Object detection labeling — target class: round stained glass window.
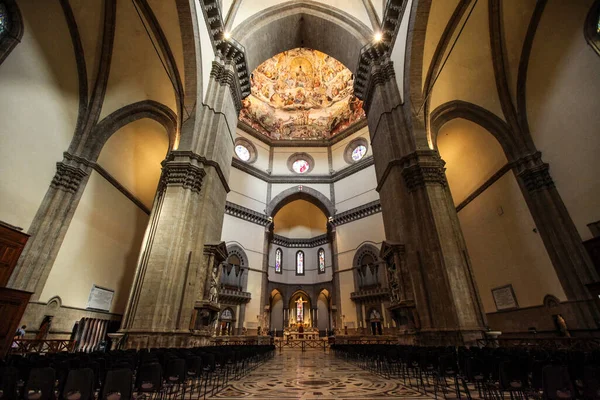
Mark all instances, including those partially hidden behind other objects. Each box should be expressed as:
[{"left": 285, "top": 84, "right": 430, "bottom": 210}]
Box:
[
  {"left": 292, "top": 159, "right": 310, "bottom": 174},
  {"left": 351, "top": 145, "right": 367, "bottom": 161},
  {"left": 235, "top": 144, "right": 250, "bottom": 161},
  {"left": 0, "top": 4, "right": 9, "bottom": 38}
]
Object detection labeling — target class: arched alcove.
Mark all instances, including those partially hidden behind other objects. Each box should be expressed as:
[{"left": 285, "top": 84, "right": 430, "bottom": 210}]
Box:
[{"left": 436, "top": 117, "right": 567, "bottom": 313}]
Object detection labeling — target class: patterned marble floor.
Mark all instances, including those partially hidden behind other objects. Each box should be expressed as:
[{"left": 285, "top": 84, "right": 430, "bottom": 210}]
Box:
[{"left": 209, "top": 350, "right": 431, "bottom": 400}]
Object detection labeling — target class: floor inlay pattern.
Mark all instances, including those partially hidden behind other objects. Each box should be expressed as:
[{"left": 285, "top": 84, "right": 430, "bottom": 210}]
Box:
[{"left": 209, "top": 350, "right": 430, "bottom": 399}]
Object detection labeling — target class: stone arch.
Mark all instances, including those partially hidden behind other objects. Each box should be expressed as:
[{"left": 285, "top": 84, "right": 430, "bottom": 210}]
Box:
[
  {"left": 266, "top": 186, "right": 336, "bottom": 218},
  {"left": 86, "top": 100, "right": 177, "bottom": 161},
  {"left": 430, "top": 100, "right": 519, "bottom": 161},
  {"left": 231, "top": 1, "right": 372, "bottom": 74},
  {"left": 0, "top": 0, "right": 24, "bottom": 65}
]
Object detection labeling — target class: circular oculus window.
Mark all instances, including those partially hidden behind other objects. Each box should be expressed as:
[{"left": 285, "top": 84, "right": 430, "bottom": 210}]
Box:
[
  {"left": 292, "top": 159, "right": 310, "bottom": 174},
  {"left": 235, "top": 144, "right": 251, "bottom": 161},
  {"left": 351, "top": 145, "right": 367, "bottom": 161},
  {"left": 343, "top": 138, "right": 369, "bottom": 164}
]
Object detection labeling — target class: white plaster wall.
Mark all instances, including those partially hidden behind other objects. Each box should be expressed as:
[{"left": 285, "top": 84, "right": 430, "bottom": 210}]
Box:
[
  {"left": 527, "top": 0, "right": 600, "bottom": 241},
  {"left": 458, "top": 173, "right": 566, "bottom": 312},
  {"left": 390, "top": 0, "right": 413, "bottom": 102},
  {"left": 271, "top": 147, "right": 329, "bottom": 175},
  {"left": 438, "top": 119, "right": 507, "bottom": 205},
  {"left": 421, "top": 0, "right": 459, "bottom": 90},
  {"left": 0, "top": 0, "right": 79, "bottom": 231},
  {"left": 221, "top": 215, "right": 266, "bottom": 325},
  {"left": 335, "top": 213, "right": 386, "bottom": 326},
  {"left": 235, "top": 129, "right": 271, "bottom": 172},
  {"left": 194, "top": 0, "right": 217, "bottom": 102},
  {"left": 330, "top": 127, "right": 371, "bottom": 172},
  {"left": 227, "top": 168, "right": 268, "bottom": 213},
  {"left": 39, "top": 171, "right": 149, "bottom": 314},
  {"left": 438, "top": 118, "right": 565, "bottom": 312},
  {"left": 97, "top": 118, "right": 169, "bottom": 209},
  {"left": 429, "top": 0, "right": 504, "bottom": 121},
  {"left": 101, "top": 0, "right": 177, "bottom": 119},
  {"left": 334, "top": 166, "right": 379, "bottom": 212},
  {"left": 273, "top": 200, "right": 327, "bottom": 238},
  {"left": 231, "top": 0, "right": 373, "bottom": 33},
  {"left": 267, "top": 243, "right": 333, "bottom": 285}
]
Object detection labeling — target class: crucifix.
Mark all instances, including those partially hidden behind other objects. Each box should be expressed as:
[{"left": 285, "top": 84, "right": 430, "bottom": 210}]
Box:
[{"left": 296, "top": 296, "right": 308, "bottom": 323}]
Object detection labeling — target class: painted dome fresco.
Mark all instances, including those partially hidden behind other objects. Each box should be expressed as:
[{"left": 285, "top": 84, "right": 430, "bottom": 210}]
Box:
[{"left": 239, "top": 48, "right": 366, "bottom": 140}]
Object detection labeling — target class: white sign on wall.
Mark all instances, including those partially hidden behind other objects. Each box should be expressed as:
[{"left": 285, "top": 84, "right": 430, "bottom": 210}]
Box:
[
  {"left": 87, "top": 285, "right": 114, "bottom": 312},
  {"left": 492, "top": 284, "right": 519, "bottom": 311}
]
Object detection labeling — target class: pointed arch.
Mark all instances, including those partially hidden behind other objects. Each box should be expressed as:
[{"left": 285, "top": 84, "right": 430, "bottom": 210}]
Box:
[{"left": 266, "top": 185, "right": 336, "bottom": 217}]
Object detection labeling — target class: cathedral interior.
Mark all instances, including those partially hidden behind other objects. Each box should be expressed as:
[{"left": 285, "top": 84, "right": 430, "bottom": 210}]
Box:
[{"left": 1, "top": 0, "right": 600, "bottom": 398}]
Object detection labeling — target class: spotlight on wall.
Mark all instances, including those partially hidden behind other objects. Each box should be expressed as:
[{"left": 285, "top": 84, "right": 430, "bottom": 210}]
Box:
[
  {"left": 374, "top": 32, "right": 383, "bottom": 42},
  {"left": 224, "top": 31, "right": 232, "bottom": 40}
]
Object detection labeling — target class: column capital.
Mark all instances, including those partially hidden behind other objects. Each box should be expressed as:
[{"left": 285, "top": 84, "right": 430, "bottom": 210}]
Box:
[
  {"left": 513, "top": 152, "right": 554, "bottom": 192},
  {"left": 161, "top": 160, "right": 206, "bottom": 193},
  {"left": 400, "top": 151, "right": 447, "bottom": 192},
  {"left": 50, "top": 161, "right": 89, "bottom": 193}
]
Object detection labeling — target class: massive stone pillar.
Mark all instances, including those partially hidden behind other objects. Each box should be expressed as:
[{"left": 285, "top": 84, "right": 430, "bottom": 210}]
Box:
[
  {"left": 119, "top": 60, "right": 241, "bottom": 348},
  {"left": 8, "top": 154, "right": 92, "bottom": 300},
  {"left": 359, "top": 58, "right": 486, "bottom": 345},
  {"left": 513, "top": 152, "right": 600, "bottom": 327}
]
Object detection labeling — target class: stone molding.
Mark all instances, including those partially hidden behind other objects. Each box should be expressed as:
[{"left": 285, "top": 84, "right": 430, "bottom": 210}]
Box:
[
  {"left": 354, "top": 0, "right": 408, "bottom": 105},
  {"left": 232, "top": 155, "right": 374, "bottom": 184},
  {"left": 168, "top": 150, "right": 230, "bottom": 192},
  {"left": 514, "top": 153, "right": 554, "bottom": 193},
  {"left": 271, "top": 233, "right": 329, "bottom": 249},
  {"left": 200, "top": 0, "right": 250, "bottom": 102},
  {"left": 350, "top": 287, "right": 390, "bottom": 302},
  {"left": 237, "top": 119, "right": 368, "bottom": 148},
  {"left": 210, "top": 61, "right": 245, "bottom": 113},
  {"left": 50, "top": 162, "right": 89, "bottom": 193},
  {"left": 266, "top": 185, "right": 336, "bottom": 217},
  {"left": 224, "top": 202, "right": 269, "bottom": 226},
  {"left": 162, "top": 161, "right": 206, "bottom": 193},
  {"left": 332, "top": 200, "right": 382, "bottom": 225}
]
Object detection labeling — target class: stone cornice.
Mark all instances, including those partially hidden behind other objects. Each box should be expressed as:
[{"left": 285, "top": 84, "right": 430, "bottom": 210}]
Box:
[
  {"left": 375, "top": 150, "right": 446, "bottom": 192},
  {"left": 237, "top": 119, "right": 368, "bottom": 148},
  {"left": 224, "top": 199, "right": 382, "bottom": 230},
  {"left": 354, "top": 0, "right": 408, "bottom": 105},
  {"left": 332, "top": 200, "right": 382, "bottom": 225},
  {"left": 169, "top": 150, "right": 230, "bottom": 193},
  {"left": 272, "top": 234, "right": 330, "bottom": 248},
  {"left": 200, "top": 0, "right": 250, "bottom": 101},
  {"left": 225, "top": 201, "right": 269, "bottom": 226},
  {"left": 231, "top": 155, "right": 374, "bottom": 184},
  {"left": 350, "top": 287, "right": 390, "bottom": 302},
  {"left": 219, "top": 288, "right": 251, "bottom": 305}
]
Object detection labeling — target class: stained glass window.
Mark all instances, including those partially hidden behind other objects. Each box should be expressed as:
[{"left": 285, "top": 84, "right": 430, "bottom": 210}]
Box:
[
  {"left": 296, "top": 251, "right": 304, "bottom": 275},
  {"left": 275, "top": 248, "right": 282, "bottom": 273},
  {"left": 351, "top": 145, "right": 367, "bottom": 161},
  {"left": 0, "top": 3, "right": 9, "bottom": 38},
  {"left": 318, "top": 249, "right": 325, "bottom": 273},
  {"left": 292, "top": 159, "right": 310, "bottom": 174},
  {"left": 235, "top": 144, "right": 250, "bottom": 161}
]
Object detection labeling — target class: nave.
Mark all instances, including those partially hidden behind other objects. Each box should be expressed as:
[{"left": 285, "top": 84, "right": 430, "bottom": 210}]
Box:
[{"left": 210, "top": 350, "right": 426, "bottom": 400}]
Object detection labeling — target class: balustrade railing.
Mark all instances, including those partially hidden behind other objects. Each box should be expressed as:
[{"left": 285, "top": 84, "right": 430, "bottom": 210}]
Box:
[{"left": 10, "top": 339, "right": 76, "bottom": 354}]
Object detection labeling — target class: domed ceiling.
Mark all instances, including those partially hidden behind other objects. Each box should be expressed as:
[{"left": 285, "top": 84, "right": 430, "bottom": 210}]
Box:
[{"left": 239, "top": 48, "right": 366, "bottom": 141}]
